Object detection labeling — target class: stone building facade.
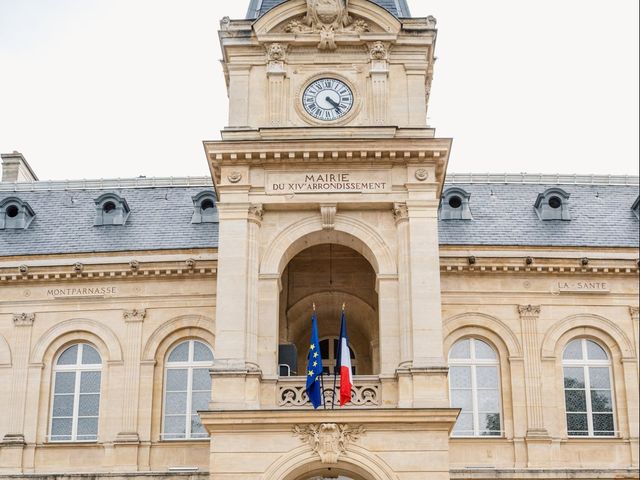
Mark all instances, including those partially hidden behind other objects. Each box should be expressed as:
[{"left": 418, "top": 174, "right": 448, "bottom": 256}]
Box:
[{"left": 0, "top": 1, "right": 638, "bottom": 479}]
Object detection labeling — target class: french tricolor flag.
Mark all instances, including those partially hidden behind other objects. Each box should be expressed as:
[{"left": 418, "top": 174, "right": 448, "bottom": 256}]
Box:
[{"left": 337, "top": 308, "right": 353, "bottom": 406}]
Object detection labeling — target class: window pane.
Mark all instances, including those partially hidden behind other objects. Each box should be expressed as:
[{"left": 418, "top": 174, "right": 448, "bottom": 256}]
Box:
[
  {"left": 451, "top": 389, "right": 473, "bottom": 411},
  {"left": 320, "top": 340, "right": 329, "bottom": 359},
  {"left": 54, "top": 372, "right": 76, "bottom": 394},
  {"left": 77, "top": 417, "right": 98, "bottom": 437},
  {"left": 191, "top": 415, "right": 207, "bottom": 436},
  {"left": 563, "top": 367, "right": 585, "bottom": 388},
  {"left": 81, "top": 345, "right": 101, "bottom": 365},
  {"left": 586, "top": 341, "right": 608, "bottom": 361},
  {"left": 191, "top": 391, "right": 210, "bottom": 412},
  {"left": 165, "top": 392, "right": 187, "bottom": 415},
  {"left": 164, "top": 415, "right": 187, "bottom": 436},
  {"left": 192, "top": 368, "right": 211, "bottom": 391},
  {"left": 57, "top": 345, "right": 79, "bottom": 365},
  {"left": 589, "top": 367, "right": 611, "bottom": 389},
  {"left": 449, "top": 366, "right": 471, "bottom": 388},
  {"left": 452, "top": 412, "right": 473, "bottom": 435},
  {"left": 168, "top": 342, "right": 189, "bottom": 363},
  {"left": 80, "top": 371, "right": 101, "bottom": 393},
  {"left": 591, "top": 390, "right": 613, "bottom": 413},
  {"left": 567, "top": 413, "right": 588, "bottom": 435},
  {"left": 51, "top": 418, "right": 73, "bottom": 437},
  {"left": 193, "top": 341, "right": 213, "bottom": 362},
  {"left": 565, "top": 390, "right": 587, "bottom": 412},
  {"left": 563, "top": 340, "right": 583, "bottom": 360},
  {"left": 449, "top": 339, "right": 471, "bottom": 359},
  {"left": 593, "top": 414, "right": 615, "bottom": 435},
  {"left": 476, "top": 366, "right": 499, "bottom": 388},
  {"left": 478, "top": 390, "right": 500, "bottom": 412},
  {"left": 166, "top": 369, "right": 188, "bottom": 391},
  {"left": 474, "top": 340, "right": 497, "bottom": 360},
  {"left": 479, "top": 413, "right": 501, "bottom": 434},
  {"left": 78, "top": 394, "right": 100, "bottom": 416},
  {"left": 52, "top": 395, "right": 74, "bottom": 417}
]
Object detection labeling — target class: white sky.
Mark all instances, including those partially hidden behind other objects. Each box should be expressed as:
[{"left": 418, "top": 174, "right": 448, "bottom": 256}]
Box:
[{"left": 0, "top": 0, "right": 638, "bottom": 181}]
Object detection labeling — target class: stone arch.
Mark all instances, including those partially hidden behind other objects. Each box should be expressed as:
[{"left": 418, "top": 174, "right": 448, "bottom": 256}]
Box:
[
  {"left": 30, "top": 318, "right": 123, "bottom": 364},
  {"left": 142, "top": 314, "right": 215, "bottom": 362},
  {"left": 443, "top": 312, "right": 523, "bottom": 358},
  {"left": 0, "top": 333, "right": 11, "bottom": 366},
  {"left": 265, "top": 445, "right": 397, "bottom": 480},
  {"left": 260, "top": 215, "right": 396, "bottom": 277},
  {"left": 541, "top": 313, "right": 635, "bottom": 360}
]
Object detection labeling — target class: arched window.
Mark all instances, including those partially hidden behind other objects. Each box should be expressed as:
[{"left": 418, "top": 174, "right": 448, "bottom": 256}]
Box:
[
  {"left": 50, "top": 343, "right": 102, "bottom": 442},
  {"left": 562, "top": 338, "right": 615, "bottom": 437},
  {"left": 162, "top": 340, "right": 214, "bottom": 440},
  {"left": 319, "top": 337, "right": 357, "bottom": 376},
  {"left": 448, "top": 338, "right": 502, "bottom": 437}
]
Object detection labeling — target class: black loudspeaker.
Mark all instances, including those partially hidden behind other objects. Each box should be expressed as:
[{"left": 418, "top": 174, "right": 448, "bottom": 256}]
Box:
[{"left": 278, "top": 344, "right": 298, "bottom": 376}]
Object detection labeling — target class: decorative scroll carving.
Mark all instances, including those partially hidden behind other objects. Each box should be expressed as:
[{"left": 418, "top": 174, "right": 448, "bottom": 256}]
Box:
[
  {"left": 123, "top": 309, "right": 146, "bottom": 323},
  {"left": 518, "top": 305, "right": 541, "bottom": 317},
  {"left": 13, "top": 313, "right": 35, "bottom": 326},
  {"left": 320, "top": 204, "right": 337, "bottom": 230},
  {"left": 426, "top": 15, "right": 438, "bottom": 28},
  {"left": 279, "top": 380, "right": 380, "bottom": 408},
  {"left": 293, "top": 423, "right": 365, "bottom": 464}
]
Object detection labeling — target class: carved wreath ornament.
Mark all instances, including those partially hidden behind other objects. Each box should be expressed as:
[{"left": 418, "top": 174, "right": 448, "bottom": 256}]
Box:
[{"left": 293, "top": 423, "right": 365, "bottom": 464}]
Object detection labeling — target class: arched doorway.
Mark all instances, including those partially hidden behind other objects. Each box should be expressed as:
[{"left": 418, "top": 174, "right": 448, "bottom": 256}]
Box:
[{"left": 279, "top": 244, "right": 379, "bottom": 376}]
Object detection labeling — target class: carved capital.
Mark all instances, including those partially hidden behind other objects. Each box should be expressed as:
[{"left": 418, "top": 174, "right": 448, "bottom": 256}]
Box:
[
  {"left": 123, "top": 309, "right": 146, "bottom": 323},
  {"left": 248, "top": 204, "right": 264, "bottom": 224},
  {"left": 13, "top": 313, "right": 35, "bottom": 327},
  {"left": 518, "top": 305, "right": 541, "bottom": 318},
  {"left": 293, "top": 423, "right": 365, "bottom": 464},
  {"left": 630, "top": 307, "right": 640, "bottom": 320},
  {"left": 320, "top": 204, "right": 337, "bottom": 230},
  {"left": 393, "top": 203, "right": 409, "bottom": 224}
]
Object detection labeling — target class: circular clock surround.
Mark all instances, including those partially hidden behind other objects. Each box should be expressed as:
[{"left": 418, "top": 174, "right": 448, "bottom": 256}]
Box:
[{"left": 300, "top": 76, "right": 357, "bottom": 124}]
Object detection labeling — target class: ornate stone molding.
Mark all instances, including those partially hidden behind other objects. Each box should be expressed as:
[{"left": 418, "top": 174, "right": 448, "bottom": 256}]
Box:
[
  {"left": 123, "top": 309, "right": 146, "bottom": 323},
  {"left": 293, "top": 423, "right": 365, "bottom": 464},
  {"left": 227, "top": 171, "right": 243, "bottom": 184},
  {"left": 73, "top": 262, "right": 84, "bottom": 274},
  {"left": 393, "top": 203, "right": 409, "bottom": 224},
  {"left": 13, "top": 313, "right": 35, "bottom": 327},
  {"left": 320, "top": 204, "right": 337, "bottom": 230},
  {"left": 415, "top": 168, "right": 429, "bottom": 182},
  {"left": 248, "top": 204, "right": 264, "bottom": 224},
  {"left": 518, "top": 305, "right": 541, "bottom": 317},
  {"left": 368, "top": 41, "right": 388, "bottom": 61},
  {"left": 279, "top": 380, "right": 380, "bottom": 408},
  {"left": 630, "top": 307, "right": 639, "bottom": 320},
  {"left": 267, "top": 43, "right": 286, "bottom": 62}
]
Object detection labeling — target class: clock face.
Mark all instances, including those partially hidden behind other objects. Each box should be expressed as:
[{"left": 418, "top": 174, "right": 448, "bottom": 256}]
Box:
[{"left": 302, "top": 78, "right": 354, "bottom": 122}]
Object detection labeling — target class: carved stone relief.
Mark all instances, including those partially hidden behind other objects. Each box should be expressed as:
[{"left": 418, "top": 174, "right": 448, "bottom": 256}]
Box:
[{"left": 293, "top": 423, "right": 365, "bottom": 464}]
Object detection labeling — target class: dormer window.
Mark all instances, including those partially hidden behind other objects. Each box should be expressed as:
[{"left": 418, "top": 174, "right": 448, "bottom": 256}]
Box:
[
  {"left": 192, "top": 191, "right": 218, "bottom": 224},
  {"left": 440, "top": 188, "right": 472, "bottom": 220},
  {"left": 633, "top": 197, "right": 639, "bottom": 219},
  {"left": 0, "top": 197, "right": 36, "bottom": 230},
  {"left": 94, "top": 193, "right": 130, "bottom": 226},
  {"left": 534, "top": 188, "right": 571, "bottom": 221}
]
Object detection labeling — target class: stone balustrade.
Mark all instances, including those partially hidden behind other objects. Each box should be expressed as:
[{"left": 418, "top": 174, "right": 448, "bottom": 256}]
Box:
[{"left": 277, "top": 375, "right": 381, "bottom": 408}]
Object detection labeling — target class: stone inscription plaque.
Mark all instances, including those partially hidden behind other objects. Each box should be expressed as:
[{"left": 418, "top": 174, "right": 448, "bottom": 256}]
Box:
[
  {"left": 557, "top": 281, "right": 610, "bottom": 294},
  {"left": 266, "top": 171, "right": 391, "bottom": 194},
  {"left": 47, "top": 286, "right": 118, "bottom": 298}
]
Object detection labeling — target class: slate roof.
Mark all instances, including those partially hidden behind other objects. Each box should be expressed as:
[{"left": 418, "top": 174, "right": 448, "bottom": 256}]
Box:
[
  {"left": 0, "top": 178, "right": 218, "bottom": 257},
  {"left": 246, "top": 0, "right": 411, "bottom": 19},
  {"left": 439, "top": 177, "right": 640, "bottom": 248},
  {"left": 0, "top": 175, "right": 638, "bottom": 257}
]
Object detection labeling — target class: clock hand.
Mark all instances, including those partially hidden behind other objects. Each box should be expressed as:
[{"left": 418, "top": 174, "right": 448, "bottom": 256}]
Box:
[{"left": 325, "top": 96, "right": 342, "bottom": 113}]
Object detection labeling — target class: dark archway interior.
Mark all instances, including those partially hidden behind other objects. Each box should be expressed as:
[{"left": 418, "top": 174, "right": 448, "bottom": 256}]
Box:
[{"left": 279, "top": 244, "right": 379, "bottom": 376}]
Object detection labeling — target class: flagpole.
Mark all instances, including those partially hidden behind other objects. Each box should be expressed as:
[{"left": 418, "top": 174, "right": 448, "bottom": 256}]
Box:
[{"left": 313, "top": 303, "right": 327, "bottom": 410}]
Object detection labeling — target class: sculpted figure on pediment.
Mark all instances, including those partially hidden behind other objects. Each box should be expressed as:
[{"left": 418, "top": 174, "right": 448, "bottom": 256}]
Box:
[{"left": 305, "top": 0, "right": 351, "bottom": 30}]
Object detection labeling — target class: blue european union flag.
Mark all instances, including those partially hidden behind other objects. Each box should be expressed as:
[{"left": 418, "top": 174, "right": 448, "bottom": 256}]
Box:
[{"left": 305, "top": 311, "right": 324, "bottom": 409}]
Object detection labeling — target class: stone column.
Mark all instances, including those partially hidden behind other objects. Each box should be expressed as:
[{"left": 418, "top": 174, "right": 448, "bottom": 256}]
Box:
[
  {"left": 393, "top": 203, "right": 412, "bottom": 366},
  {"left": 115, "top": 309, "right": 146, "bottom": 443},
  {"left": 266, "top": 44, "right": 287, "bottom": 127},
  {"left": 631, "top": 307, "right": 639, "bottom": 378},
  {"left": 3, "top": 313, "right": 35, "bottom": 445},
  {"left": 245, "top": 205, "right": 263, "bottom": 368},
  {"left": 368, "top": 41, "right": 389, "bottom": 125},
  {"left": 518, "top": 305, "right": 549, "bottom": 437}
]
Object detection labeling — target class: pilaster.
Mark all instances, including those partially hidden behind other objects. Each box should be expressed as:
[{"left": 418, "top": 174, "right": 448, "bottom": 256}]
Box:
[
  {"left": 245, "top": 205, "right": 264, "bottom": 368},
  {"left": 368, "top": 41, "right": 389, "bottom": 125},
  {"left": 631, "top": 306, "right": 639, "bottom": 378},
  {"left": 393, "top": 202, "right": 412, "bottom": 366},
  {"left": 266, "top": 43, "right": 288, "bottom": 127}
]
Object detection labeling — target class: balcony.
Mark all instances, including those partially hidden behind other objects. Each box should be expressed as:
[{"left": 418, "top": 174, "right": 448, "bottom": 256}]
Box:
[{"left": 277, "top": 375, "right": 382, "bottom": 408}]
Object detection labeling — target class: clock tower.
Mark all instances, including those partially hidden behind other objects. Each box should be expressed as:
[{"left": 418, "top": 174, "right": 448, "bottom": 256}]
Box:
[{"left": 201, "top": 0, "right": 456, "bottom": 478}]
